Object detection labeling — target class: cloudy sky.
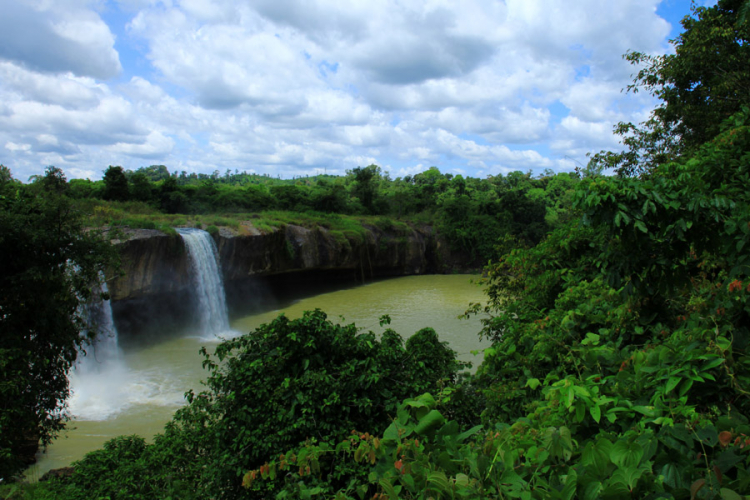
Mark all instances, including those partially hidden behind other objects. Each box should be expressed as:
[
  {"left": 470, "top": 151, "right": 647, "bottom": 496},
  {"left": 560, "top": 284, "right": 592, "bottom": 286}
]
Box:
[{"left": 0, "top": 0, "right": 706, "bottom": 181}]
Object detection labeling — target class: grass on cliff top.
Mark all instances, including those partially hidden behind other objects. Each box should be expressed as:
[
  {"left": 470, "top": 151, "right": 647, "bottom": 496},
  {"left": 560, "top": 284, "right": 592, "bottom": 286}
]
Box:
[
  {"left": 75, "top": 199, "right": 416, "bottom": 238},
  {"left": 251, "top": 211, "right": 412, "bottom": 236}
]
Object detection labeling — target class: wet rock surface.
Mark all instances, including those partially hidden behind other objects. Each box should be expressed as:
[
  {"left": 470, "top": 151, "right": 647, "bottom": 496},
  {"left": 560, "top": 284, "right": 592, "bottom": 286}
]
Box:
[{"left": 107, "top": 223, "right": 468, "bottom": 338}]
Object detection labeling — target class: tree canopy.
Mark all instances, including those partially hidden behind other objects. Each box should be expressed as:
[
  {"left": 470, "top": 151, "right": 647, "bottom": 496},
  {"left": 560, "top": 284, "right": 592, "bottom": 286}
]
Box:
[
  {"left": 0, "top": 167, "right": 117, "bottom": 480},
  {"left": 589, "top": 0, "right": 750, "bottom": 176}
]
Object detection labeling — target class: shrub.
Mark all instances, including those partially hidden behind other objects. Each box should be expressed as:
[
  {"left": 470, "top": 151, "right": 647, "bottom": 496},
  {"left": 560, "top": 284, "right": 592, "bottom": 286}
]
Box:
[
  {"left": 36, "top": 435, "right": 196, "bottom": 500},
  {"left": 41, "top": 311, "right": 465, "bottom": 500},
  {"left": 158, "top": 225, "right": 177, "bottom": 237},
  {"left": 342, "top": 229, "right": 364, "bottom": 246},
  {"left": 173, "top": 310, "right": 464, "bottom": 497},
  {"left": 373, "top": 215, "right": 394, "bottom": 232},
  {"left": 329, "top": 230, "right": 351, "bottom": 251}
]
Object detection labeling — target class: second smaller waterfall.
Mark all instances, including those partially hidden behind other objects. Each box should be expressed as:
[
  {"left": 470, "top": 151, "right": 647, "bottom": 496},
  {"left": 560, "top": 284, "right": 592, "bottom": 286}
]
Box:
[
  {"left": 69, "top": 281, "right": 129, "bottom": 420},
  {"left": 78, "top": 286, "right": 121, "bottom": 372},
  {"left": 177, "top": 228, "right": 230, "bottom": 335}
]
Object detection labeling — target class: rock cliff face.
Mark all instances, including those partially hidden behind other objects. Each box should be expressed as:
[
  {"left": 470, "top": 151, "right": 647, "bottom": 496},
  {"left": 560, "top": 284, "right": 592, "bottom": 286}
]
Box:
[
  {"left": 108, "top": 223, "right": 455, "bottom": 339},
  {"left": 109, "top": 229, "right": 191, "bottom": 302},
  {"left": 216, "top": 224, "right": 432, "bottom": 282}
]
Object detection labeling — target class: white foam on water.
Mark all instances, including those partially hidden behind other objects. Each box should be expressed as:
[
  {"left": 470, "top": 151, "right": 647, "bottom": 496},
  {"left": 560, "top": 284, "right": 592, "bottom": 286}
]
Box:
[
  {"left": 68, "top": 363, "right": 186, "bottom": 421},
  {"left": 69, "top": 283, "right": 127, "bottom": 420},
  {"left": 192, "top": 328, "right": 243, "bottom": 343},
  {"left": 69, "top": 282, "right": 186, "bottom": 421}
]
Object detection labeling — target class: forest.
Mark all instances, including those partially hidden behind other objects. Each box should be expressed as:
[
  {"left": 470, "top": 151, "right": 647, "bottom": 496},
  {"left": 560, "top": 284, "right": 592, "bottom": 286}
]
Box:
[
  {"left": 61, "top": 161, "right": 576, "bottom": 266},
  {"left": 1, "top": 0, "right": 750, "bottom": 498}
]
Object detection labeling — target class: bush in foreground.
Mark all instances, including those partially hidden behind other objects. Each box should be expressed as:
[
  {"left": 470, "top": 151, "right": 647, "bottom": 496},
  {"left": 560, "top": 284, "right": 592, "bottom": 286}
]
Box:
[{"left": 40, "top": 310, "right": 466, "bottom": 499}]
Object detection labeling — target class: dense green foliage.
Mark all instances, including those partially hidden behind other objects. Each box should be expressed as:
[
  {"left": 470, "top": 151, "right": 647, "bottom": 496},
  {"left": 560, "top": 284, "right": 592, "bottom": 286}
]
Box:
[
  {"left": 589, "top": 0, "right": 750, "bottom": 176},
  {"left": 30, "top": 109, "right": 750, "bottom": 497},
  {"left": 7, "top": 2, "right": 750, "bottom": 497},
  {"left": 0, "top": 167, "right": 117, "bottom": 480},
  {"left": 149, "top": 107, "right": 738, "bottom": 500},
  {"left": 36, "top": 311, "right": 465, "bottom": 499},
  {"left": 63, "top": 164, "right": 576, "bottom": 264},
  {"left": 206, "top": 114, "right": 750, "bottom": 500},
  {"left": 213, "top": 3, "right": 750, "bottom": 497}
]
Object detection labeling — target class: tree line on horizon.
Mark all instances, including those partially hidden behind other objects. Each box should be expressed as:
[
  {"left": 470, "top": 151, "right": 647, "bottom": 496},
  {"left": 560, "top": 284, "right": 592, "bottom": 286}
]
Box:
[{"left": 8, "top": 161, "right": 580, "bottom": 265}]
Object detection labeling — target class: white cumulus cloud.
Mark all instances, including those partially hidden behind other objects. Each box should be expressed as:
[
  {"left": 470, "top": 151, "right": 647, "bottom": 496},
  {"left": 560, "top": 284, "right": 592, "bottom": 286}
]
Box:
[{"left": 0, "top": 0, "right": 687, "bottom": 180}]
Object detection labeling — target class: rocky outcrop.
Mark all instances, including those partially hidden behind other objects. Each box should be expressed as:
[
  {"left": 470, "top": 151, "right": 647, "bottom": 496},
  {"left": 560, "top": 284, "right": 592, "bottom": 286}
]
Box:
[
  {"left": 108, "top": 222, "right": 458, "bottom": 339},
  {"left": 40, "top": 466, "right": 75, "bottom": 482},
  {"left": 107, "top": 229, "right": 193, "bottom": 342},
  {"left": 216, "top": 223, "right": 433, "bottom": 282},
  {"left": 108, "top": 229, "right": 190, "bottom": 302}
]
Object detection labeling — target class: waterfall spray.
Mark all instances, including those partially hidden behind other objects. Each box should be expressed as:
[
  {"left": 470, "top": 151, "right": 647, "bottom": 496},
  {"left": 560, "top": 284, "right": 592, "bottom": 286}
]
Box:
[
  {"left": 76, "top": 282, "right": 121, "bottom": 373},
  {"left": 177, "top": 228, "right": 230, "bottom": 336},
  {"left": 69, "top": 280, "right": 185, "bottom": 421},
  {"left": 68, "top": 281, "right": 130, "bottom": 420}
]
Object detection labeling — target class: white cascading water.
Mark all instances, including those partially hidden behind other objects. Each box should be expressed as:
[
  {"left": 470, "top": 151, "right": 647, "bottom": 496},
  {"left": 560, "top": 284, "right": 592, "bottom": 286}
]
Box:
[
  {"left": 177, "top": 228, "right": 231, "bottom": 336},
  {"left": 67, "top": 229, "right": 231, "bottom": 422},
  {"left": 68, "top": 281, "right": 183, "bottom": 421},
  {"left": 68, "top": 282, "right": 130, "bottom": 420},
  {"left": 77, "top": 282, "right": 121, "bottom": 370}
]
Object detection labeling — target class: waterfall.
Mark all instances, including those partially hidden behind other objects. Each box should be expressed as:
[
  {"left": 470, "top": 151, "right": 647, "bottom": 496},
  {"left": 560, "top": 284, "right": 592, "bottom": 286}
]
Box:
[
  {"left": 68, "top": 282, "right": 129, "bottom": 420},
  {"left": 69, "top": 280, "right": 185, "bottom": 420},
  {"left": 177, "top": 228, "right": 230, "bottom": 335},
  {"left": 77, "top": 282, "right": 121, "bottom": 372},
  {"left": 68, "top": 227, "right": 232, "bottom": 421}
]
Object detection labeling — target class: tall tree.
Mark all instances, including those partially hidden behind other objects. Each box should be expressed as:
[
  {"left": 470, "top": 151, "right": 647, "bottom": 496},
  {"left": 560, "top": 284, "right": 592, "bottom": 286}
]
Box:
[
  {"left": 102, "top": 165, "right": 129, "bottom": 201},
  {"left": 589, "top": 0, "right": 750, "bottom": 176},
  {"left": 39, "top": 166, "right": 69, "bottom": 195},
  {"left": 129, "top": 172, "right": 154, "bottom": 203},
  {"left": 0, "top": 169, "right": 117, "bottom": 479},
  {"left": 348, "top": 164, "right": 381, "bottom": 213},
  {"left": 136, "top": 165, "right": 171, "bottom": 182}
]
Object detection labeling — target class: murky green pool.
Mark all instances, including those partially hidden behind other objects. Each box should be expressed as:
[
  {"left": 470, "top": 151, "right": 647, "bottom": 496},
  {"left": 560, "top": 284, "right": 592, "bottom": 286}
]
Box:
[{"left": 28, "top": 274, "right": 487, "bottom": 478}]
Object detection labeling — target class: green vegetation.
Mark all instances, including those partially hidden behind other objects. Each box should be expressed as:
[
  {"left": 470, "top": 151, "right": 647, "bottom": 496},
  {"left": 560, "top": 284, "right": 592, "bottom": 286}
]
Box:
[
  {"left": 63, "top": 162, "right": 576, "bottom": 265},
  {"left": 588, "top": 0, "right": 750, "bottom": 176},
  {"left": 33, "top": 311, "right": 464, "bottom": 499},
  {"left": 3, "top": 1, "right": 750, "bottom": 498},
  {"left": 0, "top": 166, "right": 118, "bottom": 480}
]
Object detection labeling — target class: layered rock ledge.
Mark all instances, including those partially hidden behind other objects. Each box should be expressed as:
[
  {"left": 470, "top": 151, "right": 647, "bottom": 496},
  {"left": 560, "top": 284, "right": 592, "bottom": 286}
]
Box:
[{"left": 107, "top": 222, "right": 463, "bottom": 340}]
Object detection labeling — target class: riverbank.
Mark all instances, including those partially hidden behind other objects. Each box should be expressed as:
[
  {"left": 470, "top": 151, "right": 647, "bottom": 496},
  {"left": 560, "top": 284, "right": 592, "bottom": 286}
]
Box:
[{"left": 28, "top": 274, "right": 486, "bottom": 478}]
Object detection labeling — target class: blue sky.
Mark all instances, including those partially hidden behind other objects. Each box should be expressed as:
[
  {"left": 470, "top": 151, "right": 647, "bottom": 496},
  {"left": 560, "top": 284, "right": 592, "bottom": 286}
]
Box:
[{"left": 0, "top": 0, "right": 703, "bottom": 181}]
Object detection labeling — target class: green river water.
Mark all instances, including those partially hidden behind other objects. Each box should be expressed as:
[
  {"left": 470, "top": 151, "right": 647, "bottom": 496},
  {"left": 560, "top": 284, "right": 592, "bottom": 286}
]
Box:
[{"left": 28, "top": 274, "right": 487, "bottom": 478}]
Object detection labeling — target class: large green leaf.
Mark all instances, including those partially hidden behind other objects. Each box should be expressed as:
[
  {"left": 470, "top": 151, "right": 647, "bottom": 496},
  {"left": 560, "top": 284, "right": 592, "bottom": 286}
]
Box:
[
  {"left": 582, "top": 438, "right": 613, "bottom": 478},
  {"left": 659, "top": 462, "right": 687, "bottom": 490},
  {"left": 582, "top": 481, "right": 603, "bottom": 500},
  {"left": 457, "top": 425, "right": 483, "bottom": 443},
  {"left": 665, "top": 376, "right": 681, "bottom": 393},
  {"left": 611, "top": 463, "right": 650, "bottom": 491},
  {"left": 590, "top": 404, "right": 601, "bottom": 423},
  {"left": 720, "top": 488, "right": 743, "bottom": 500},
  {"left": 696, "top": 425, "right": 718, "bottom": 447},
  {"left": 715, "top": 449, "right": 745, "bottom": 473},
  {"left": 561, "top": 468, "right": 578, "bottom": 500},
  {"left": 610, "top": 441, "right": 643, "bottom": 469},
  {"left": 413, "top": 409, "right": 446, "bottom": 437}
]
